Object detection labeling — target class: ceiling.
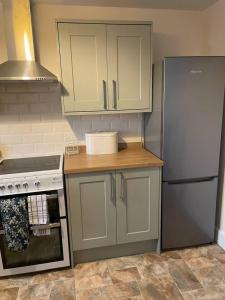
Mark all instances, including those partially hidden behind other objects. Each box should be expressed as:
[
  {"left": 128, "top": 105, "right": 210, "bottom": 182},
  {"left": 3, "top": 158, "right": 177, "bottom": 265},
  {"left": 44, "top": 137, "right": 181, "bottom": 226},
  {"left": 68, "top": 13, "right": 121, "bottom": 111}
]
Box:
[{"left": 31, "top": 0, "right": 219, "bottom": 11}]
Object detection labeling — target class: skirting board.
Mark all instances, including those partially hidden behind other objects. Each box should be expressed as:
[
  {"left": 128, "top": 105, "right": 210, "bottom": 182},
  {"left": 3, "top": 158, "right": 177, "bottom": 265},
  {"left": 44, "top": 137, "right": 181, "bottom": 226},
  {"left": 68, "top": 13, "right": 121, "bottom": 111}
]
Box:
[
  {"left": 217, "top": 229, "right": 225, "bottom": 250},
  {"left": 73, "top": 239, "right": 159, "bottom": 265}
]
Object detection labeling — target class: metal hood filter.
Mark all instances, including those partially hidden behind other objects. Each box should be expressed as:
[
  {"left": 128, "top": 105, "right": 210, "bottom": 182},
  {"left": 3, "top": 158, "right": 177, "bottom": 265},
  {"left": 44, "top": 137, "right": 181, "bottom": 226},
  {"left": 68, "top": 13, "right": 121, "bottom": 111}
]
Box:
[{"left": 0, "top": 60, "right": 58, "bottom": 82}]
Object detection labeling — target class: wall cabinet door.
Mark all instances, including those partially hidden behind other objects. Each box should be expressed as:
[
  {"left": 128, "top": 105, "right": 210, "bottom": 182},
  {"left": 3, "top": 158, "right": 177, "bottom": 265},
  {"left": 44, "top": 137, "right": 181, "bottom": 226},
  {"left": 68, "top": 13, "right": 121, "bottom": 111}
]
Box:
[
  {"left": 107, "top": 25, "right": 151, "bottom": 111},
  {"left": 57, "top": 23, "right": 108, "bottom": 113},
  {"left": 67, "top": 172, "right": 116, "bottom": 250},
  {"left": 116, "top": 168, "right": 160, "bottom": 244}
]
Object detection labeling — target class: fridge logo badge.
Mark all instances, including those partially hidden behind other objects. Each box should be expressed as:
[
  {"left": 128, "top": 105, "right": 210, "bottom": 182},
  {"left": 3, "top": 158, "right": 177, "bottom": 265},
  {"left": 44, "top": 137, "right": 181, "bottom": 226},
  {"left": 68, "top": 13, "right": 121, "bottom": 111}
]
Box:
[{"left": 190, "top": 70, "right": 203, "bottom": 74}]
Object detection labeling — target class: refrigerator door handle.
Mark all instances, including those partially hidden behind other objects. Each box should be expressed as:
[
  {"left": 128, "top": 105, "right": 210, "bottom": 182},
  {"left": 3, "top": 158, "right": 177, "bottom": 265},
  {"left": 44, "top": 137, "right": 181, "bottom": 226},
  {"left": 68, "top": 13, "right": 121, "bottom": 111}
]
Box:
[{"left": 165, "top": 176, "right": 217, "bottom": 185}]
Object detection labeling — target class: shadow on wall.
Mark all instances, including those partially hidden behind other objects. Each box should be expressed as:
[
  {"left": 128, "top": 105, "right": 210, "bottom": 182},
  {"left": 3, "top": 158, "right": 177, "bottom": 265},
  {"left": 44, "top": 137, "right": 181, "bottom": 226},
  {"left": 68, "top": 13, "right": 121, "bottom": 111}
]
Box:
[{"left": 153, "top": 32, "right": 183, "bottom": 62}]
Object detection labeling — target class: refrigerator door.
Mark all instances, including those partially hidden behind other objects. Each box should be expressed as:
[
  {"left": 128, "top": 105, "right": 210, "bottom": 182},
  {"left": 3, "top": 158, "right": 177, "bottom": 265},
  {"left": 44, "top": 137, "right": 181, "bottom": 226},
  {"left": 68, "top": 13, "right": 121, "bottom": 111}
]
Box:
[
  {"left": 162, "top": 178, "right": 218, "bottom": 250},
  {"left": 163, "top": 57, "right": 225, "bottom": 181}
]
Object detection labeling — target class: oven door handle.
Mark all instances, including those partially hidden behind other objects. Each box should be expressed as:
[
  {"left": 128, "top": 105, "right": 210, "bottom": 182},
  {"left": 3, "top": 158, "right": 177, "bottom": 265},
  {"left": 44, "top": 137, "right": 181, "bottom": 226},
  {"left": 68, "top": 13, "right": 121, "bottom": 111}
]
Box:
[{"left": 30, "top": 222, "right": 61, "bottom": 230}]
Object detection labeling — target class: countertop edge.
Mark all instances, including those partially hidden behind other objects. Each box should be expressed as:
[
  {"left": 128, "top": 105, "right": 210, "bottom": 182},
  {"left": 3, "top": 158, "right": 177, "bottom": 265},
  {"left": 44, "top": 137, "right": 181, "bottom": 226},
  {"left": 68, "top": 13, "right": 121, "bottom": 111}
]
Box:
[{"left": 64, "top": 161, "right": 163, "bottom": 174}]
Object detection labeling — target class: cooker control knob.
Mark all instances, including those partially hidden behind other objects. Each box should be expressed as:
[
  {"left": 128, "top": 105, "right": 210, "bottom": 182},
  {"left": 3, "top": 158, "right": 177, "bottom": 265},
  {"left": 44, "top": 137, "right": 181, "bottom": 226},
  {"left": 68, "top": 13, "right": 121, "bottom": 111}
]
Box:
[
  {"left": 23, "top": 182, "right": 28, "bottom": 188},
  {"left": 7, "top": 184, "right": 13, "bottom": 190},
  {"left": 0, "top": 185, "right": 5, "bottom": 191},
  {"left": 15, "top": 183, "right": 21, "bottom": 189},
  {"left": 34, "top": 181, "right": 40, "bottom": 187}
]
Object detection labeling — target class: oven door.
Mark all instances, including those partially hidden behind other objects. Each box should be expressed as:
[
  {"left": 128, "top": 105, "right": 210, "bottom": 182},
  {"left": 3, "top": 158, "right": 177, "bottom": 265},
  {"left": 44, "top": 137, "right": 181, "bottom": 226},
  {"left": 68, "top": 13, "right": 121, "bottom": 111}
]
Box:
[{"left": 0, "top": 190, "right": 70, "bottom": 276}]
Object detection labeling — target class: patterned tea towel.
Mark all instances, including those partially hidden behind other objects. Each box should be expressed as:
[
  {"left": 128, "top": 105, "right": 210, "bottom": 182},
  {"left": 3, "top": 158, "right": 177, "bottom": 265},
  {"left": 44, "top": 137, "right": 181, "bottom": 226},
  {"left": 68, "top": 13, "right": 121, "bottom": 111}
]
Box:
[{"left": 0, "top": 197, "right": 29, "bottom": 251}]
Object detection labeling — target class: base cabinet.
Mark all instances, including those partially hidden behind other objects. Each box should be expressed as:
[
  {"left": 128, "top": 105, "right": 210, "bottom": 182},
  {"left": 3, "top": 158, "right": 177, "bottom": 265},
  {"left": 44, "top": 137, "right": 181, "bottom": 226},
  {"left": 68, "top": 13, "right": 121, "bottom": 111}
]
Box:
[{"left": 66, "top": 168, "right": 161, "bottom": 251}]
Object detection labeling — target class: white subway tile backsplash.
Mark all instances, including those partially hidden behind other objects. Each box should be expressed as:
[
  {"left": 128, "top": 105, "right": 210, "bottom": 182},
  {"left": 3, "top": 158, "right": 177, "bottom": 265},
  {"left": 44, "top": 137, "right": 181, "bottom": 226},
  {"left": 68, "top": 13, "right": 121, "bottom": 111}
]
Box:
[
  {"left": 0, "top": 114, "right": 20, "bottom": 122},
  {"left": 0, "top": 83, "right": 142, "bottom": 158},
  {"left": 0, "top": 93, "right": 17, "bottom": 103},
  {"left": 43, "top": 133, "right": 64, "bottom": 143},
  {"left": 39, "top": 93, "right": 60, "bottom": 102},
  {"left": 17, "top": 93, "right": 39, "bottom": 103},
  {"left": 8, "top": 104, "right": 29, "bottom": 114},
  {"left": 0, "top": 125, "right": 9, "bottom": 134},
  {"left": 34, "top": 143, "right": 55, "bottom": 154},
  {"left": 19, "top": 113, "right": 41, "bottom": 122},
  {"left": 32, "top": 123, "right": 53, "bottom": 134},
  {"left": 11, "top": 144, "right": 34, "bottom": 156},
  {"left": 0, "top": 135, "right": 22, "bottom": 144},
  {"left": 41, "top": 113, "right": 63, "bottom": 121},
  {"left": 8, "top": 124, "right": 32, "bottom": 134},
  {"left": 30, "top": 103, "right": 52, "bottom": 113},
  {"left": 22, "top": 134, "right": 43, "bottom": 144},
  {"left": 0, "top": 104, "right": 8, "bottom": 113},
  {"left": 27, "top": 83, "right": 49, "bottom": 93},
  {"left": 5, "top": 83, "right": 30, "bottom": 93},
  {"left": 0, "top": 85, "right": 5, "bottom": 92}
]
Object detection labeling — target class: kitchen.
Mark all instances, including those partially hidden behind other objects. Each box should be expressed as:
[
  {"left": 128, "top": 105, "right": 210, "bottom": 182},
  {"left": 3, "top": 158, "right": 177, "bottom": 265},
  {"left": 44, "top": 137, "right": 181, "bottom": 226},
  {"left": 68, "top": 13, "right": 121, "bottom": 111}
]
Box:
[{"left": 0, "top": 0, "right": 225, "bottom": 299}]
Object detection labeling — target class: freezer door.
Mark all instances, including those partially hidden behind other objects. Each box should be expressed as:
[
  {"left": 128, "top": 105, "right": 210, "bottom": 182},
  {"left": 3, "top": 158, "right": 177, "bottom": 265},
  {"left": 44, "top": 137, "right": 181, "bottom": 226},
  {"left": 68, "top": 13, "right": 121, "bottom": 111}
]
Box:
[
  {"left": 162, "top": 178, "right": 218, "bottom": 250},
  {"left": 163, "top": 57, "right": 225, "bottom": 181}
]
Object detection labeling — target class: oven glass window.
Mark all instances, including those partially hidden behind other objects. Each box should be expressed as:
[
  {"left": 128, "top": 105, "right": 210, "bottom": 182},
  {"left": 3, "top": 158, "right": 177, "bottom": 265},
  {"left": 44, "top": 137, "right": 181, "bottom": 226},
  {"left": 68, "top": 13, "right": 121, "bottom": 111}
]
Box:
[{"left": 0, "top": 226, "right": 63, "bottom": 269}]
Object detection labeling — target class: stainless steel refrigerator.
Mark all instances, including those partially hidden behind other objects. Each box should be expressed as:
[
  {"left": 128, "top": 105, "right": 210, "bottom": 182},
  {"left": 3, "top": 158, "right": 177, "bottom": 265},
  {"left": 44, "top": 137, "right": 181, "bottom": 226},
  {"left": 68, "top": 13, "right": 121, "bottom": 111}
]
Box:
[{"left": 144, "top": 57, "right": 225, "bottom": 250}]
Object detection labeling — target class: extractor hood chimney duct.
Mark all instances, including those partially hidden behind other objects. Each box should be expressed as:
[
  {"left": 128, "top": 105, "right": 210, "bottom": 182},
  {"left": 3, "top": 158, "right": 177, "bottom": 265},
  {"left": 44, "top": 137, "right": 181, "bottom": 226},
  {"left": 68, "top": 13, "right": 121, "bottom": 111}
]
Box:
[{"left": 0, "top": 0, "right": 58, "bottom": 82}]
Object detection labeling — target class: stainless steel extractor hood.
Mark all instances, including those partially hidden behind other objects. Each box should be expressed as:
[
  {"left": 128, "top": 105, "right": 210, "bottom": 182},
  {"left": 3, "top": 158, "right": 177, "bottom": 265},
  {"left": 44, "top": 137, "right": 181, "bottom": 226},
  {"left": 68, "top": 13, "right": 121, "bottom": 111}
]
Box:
[
  {"left": 0, "top": 61, "right": 58, "bottom": 82},
  {"left": 0, "top": 0, "right": 58, "bottom": 83}
]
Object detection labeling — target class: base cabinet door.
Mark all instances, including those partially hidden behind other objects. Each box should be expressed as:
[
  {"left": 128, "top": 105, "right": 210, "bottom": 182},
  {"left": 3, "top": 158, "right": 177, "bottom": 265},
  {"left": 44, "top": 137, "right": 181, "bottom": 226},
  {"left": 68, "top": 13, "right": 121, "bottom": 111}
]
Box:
[
  {"left": 67, "top": 173, "right": 116, "bottom": 250},
  {"left": 116, "top": 168, "right": 160, "bottom": 244}
]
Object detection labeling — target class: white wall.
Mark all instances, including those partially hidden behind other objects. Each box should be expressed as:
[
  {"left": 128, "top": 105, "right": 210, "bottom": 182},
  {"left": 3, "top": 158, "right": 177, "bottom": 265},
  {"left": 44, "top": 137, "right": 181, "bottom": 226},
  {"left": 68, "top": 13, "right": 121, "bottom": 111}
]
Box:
[
  {"left": 203, "top": 0, "right": 225, "bottom": 248},
  {"left": 32, "top": 4, "right": 206, "bottom": 75}
]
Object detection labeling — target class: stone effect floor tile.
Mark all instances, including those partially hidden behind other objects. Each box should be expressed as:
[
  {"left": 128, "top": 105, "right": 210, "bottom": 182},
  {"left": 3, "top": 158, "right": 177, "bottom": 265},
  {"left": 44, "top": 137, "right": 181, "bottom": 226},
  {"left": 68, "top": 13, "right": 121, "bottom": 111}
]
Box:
[
  {"left": 75, "top": 287, "right": 103, "bottom": 300},
  {"left": 106, "top": 256, "right": 143, "bottom": 272},
  {"left": 0, "top": 287, "right": 19, "bottom": 300},
  {"left": 100, "top": 281, "right": 141, "bottom": 299},
  {"left": 1, "top": 244, "right": 225, "bottom": 300},
  {"left": 17, "top": 282, "right": 53, "bottom": 300},
  {"left": 182, "top": 285, "right": 225, "bottom": 300},
  {"left": 110, "top": 267, "right": 141, "bottom": 284},
  {"left": 184, "top": 256, "right": 218, "bottom": 271},
  {"left": 168, "top": 260, "right": 202, "bottom": 292},
  {"left": 50, "top": 279, "right": 75, "bottom": 300},
  {"left": 193, "top": 265, "right": 225, "bottom": 287},
  {"left": 138, "top": 275, "right": 183, "bottom": 300},
  {"left": 75, "top": 261, "right": 112, "bottom": 289},
  {"left": 0, "top": 275, "right": 32, "bottom": 290},
  {"left": 31, "top": 269, "right": 74, "bottom": 285}
]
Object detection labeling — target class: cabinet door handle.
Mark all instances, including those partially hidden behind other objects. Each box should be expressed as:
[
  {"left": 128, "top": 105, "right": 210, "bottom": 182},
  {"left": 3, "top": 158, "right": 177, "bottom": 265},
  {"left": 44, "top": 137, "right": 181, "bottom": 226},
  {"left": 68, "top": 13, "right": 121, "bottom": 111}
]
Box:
[
  {"left": 103, "top": 80, "right": 107, "bottom": 109},
  {"left": 120, "top": 172, "right": 125, "bottom": 201},
  {"left": 111, "top": 173, "right": 115, "bottom": 205},
  {"left": 112, "top": 80, "right": 117, "bottom": 109}
]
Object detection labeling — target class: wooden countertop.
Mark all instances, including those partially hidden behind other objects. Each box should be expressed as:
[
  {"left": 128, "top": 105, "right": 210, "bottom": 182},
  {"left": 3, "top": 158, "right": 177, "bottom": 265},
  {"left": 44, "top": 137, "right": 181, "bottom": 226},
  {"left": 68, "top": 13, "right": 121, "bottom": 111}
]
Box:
[{"left": 64, "top": 145, "right": 163, "bottom": 174}]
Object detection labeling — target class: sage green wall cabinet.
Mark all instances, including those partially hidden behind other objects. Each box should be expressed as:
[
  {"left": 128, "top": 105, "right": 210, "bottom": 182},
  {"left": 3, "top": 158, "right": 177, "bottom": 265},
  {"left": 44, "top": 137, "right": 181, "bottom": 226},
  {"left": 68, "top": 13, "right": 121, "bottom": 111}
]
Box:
[
  {"left": 67, "top": 172, "right": 116, "bottom": 251},
  {"left": 107, "top": 25, "right": 151, "bottom": 111},
  {"left": 57, "top": 23, "right": 108, "bottom": 113},
  {"left": 57, "top": 22, "right": 152, "bottom": 115},
  {"left": 66, "top": 167, "right": 160, "bottom": 252},
  {"left": 116, "top": 168, "right": 160, "bottom": 244}
]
